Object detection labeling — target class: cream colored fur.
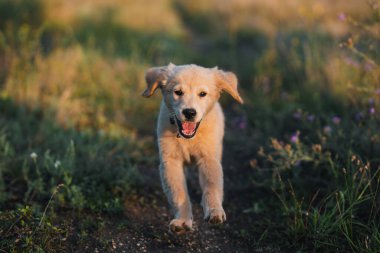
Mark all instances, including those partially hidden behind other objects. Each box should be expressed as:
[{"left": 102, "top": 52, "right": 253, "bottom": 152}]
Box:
[{"left": 143, "top": 63, "right": 243, "bottom": 234}]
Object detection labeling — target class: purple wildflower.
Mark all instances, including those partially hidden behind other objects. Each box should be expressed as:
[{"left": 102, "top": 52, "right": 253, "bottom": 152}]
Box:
[
  {"left": 307, "top": 114, "right": 315, "bottom": 122},
  {"left": 369, "top": 107, "right": 375, "bottom": 115},
  {"left": 323, "top": 126, "right": 332, "bottom": 135},
  {"left": 368, "top": 98, "right": 375, "bottom": 106},
  {"left": 239, "top": 120, "right": 247, "bottom": 129},
  {"left": 232, "top": 116, "right": 247, "bottom": 130},
  {"left": 355, "top": 112, "right": 364, "bottom": 121},
  {"left": 338, "top": 12, "right": 347, "bottom": 21},
  {"left": 332, "top": 116, "right": 341, "bottom": 125},
  {"left": 344, "top": 57, "right": 360, "bottom": 68},
  {"left": 294, "top": 160, "right": 301, "bottom": 167},
  {"left": 364, "top": 62, "right": 374, "bottom": 72},
  {"left": 293, "top": 110, "right": 302, "bottom": 120},
  {"left": 290, "top": 131, "right": 300, "bottom": 143}
]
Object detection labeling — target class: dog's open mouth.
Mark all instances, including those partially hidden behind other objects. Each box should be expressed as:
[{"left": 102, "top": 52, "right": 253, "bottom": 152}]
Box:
[{"left": 175, "top": 116, "right": 201, "bottom": 139}]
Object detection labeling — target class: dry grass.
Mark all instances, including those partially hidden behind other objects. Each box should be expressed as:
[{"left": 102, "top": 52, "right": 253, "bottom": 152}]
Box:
[
  {"left": 2, "top": 0, "right": 377, "bottom": 137},
  {"left": 4, "top": 42, "right": 155, "bottom": 137},
  {"left": 43, "top": 0, "right": 184, "bottom": 34},
  {"left": 176, "top": 0, "right": 371, "bottom": 36}
]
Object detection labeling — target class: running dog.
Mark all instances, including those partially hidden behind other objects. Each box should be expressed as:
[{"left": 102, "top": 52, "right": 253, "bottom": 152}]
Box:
[{"left": 142, "top": 63, "right": 243, "bottom": 234}]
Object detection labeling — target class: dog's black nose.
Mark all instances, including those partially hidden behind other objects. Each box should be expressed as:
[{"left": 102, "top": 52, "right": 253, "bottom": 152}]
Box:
[{"left": 182, "top": 108, "right": 197, "bottom": 120}]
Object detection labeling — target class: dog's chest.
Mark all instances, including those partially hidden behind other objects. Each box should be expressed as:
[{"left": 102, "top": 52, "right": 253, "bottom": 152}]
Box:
[{"left": 177, "top": 138, "right": 201, "bottom": 163}]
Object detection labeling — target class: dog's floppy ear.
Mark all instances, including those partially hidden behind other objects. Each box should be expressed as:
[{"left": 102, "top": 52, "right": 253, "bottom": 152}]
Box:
[
  {"left": 142, "top": 63, "right": 176, "bottom": 98},
  {"left": 214, "top": 68, "right": 244, "bottom": 104}
]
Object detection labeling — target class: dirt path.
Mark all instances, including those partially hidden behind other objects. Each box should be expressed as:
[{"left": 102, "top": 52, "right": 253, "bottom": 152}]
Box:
[
  {"left": 105, "top": 178, "right": 254, "bottom": 252},
  {"left": 63, "top": 119, "right": 279, "bottom": 253},
  {"left": 86, "top": 134, "right": 280, "bottom": 253}
]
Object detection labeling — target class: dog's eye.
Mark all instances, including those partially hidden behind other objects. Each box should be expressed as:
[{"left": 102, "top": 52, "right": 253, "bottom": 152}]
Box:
[
  {"left": 174, "top": 90, "right": 184, "bottom": 96},
  {"left": 199, "top": 91, "right": 207, "bottom": 97}
]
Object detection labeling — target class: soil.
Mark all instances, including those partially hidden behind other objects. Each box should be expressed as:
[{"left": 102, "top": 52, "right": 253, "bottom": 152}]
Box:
[{"left": 67, "top": 129, "right": 281, "bottom": 253}]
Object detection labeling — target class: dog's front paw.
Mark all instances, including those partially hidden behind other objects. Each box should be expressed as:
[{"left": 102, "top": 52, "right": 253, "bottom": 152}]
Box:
[
  {"left": 169, "top": 219, "right": 193, "bottom": 235},
  {"left": 204, "top": 208, "right": 226, "bottom": 225}
]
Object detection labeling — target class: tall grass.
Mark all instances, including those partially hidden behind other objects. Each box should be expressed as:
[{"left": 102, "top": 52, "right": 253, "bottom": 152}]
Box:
[{"left": 240, "top": 2, "right": 380, "bottom": 251}]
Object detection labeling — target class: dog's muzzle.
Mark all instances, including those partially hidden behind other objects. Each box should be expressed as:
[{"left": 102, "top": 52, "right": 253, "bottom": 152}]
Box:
[{"left": 172, "top": 116, "right": 201, "bottom": 139}]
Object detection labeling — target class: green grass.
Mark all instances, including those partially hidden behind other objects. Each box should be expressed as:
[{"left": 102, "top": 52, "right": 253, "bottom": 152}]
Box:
[
  {"left": 0, "top": 98, "right": 146, "bottom": 251},
  {"left": 0, "top": 98, "right": 143, "bottom": 210},
  {"left": 1, "top": 0, "right": 380, "bottom": 252}
]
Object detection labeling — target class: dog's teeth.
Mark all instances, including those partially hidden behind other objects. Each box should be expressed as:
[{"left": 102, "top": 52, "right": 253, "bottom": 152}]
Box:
[{"left": 181, "top": 130, "right": 195, "bottom": 136}]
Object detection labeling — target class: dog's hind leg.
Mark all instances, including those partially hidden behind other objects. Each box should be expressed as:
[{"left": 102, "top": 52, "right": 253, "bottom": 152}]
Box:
[{"left": 159, "top": 159, "right": 193, "bottom": 234}]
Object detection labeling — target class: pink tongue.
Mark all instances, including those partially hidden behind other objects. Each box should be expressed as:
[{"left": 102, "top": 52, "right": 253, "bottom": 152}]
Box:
[{"left": 182, "top": 122, "right": 196, "bottom": 135}]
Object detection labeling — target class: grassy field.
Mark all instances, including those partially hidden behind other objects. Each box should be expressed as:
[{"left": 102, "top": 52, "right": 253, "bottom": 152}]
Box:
[{"left": 1, "top": 0, "right": 380, "bottom": 252}]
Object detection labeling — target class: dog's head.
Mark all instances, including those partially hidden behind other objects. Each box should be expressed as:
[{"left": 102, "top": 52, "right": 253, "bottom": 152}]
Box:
[{"left": 142, "top": 63, "right": 243, "bottom": 138}]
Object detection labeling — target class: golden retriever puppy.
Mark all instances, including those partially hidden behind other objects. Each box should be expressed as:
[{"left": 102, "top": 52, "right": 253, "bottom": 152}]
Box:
[{"left": 142, "top": 63, "right": 243, "bottom": 234}]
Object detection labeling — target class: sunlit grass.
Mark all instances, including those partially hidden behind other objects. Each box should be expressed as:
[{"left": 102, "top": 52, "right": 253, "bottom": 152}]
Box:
[
  {"left": 175, "top": 0, "right": 370, "bottom": 36},
  {"left": 43, "top": 0, "right": 184, "bottom": 35}
]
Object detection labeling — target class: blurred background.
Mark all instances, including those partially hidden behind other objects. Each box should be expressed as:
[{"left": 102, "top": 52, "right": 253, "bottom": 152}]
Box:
[
  {"left": 1, "top": 0, "right": 380, "bottom": 252},
  {"left": 1, "top": 0, "right": 378, "bottom": 135}
]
